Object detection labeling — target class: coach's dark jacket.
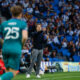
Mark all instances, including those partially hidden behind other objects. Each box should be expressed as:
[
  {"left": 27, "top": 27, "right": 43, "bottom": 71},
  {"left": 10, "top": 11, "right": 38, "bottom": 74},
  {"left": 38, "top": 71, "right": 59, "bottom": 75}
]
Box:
[{"left": 31, "top": 31, "right": 47, "bottom": 50}]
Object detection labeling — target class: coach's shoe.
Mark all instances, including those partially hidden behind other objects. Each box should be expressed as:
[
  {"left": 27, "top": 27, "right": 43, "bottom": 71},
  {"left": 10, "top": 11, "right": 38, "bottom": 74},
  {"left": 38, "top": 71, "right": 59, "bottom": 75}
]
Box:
[
  {"left": 26, "top": 74, "right": 30, "bottom": 78},
  {"left": 36, "top": 75, "right": 41, "bottom": 78}
]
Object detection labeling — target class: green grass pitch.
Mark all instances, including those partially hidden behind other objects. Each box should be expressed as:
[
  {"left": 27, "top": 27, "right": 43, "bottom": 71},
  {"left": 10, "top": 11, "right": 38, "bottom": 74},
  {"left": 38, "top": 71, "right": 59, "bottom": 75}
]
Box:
[{"left": 12, "top": 72, "right": 80, "bottom": 80}]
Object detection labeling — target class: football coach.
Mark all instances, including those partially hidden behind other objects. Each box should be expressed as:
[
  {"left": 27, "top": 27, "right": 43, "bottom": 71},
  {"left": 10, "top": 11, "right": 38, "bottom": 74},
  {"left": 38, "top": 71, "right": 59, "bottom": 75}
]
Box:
[{"left": 26, "top": 23, "right": 48, "bottom": 78}]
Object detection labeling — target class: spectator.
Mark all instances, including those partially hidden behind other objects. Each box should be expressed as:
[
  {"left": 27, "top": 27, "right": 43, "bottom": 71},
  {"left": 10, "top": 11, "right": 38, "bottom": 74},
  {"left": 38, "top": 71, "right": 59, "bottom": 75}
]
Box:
[
  {"left": 61, "top": 38, "right": 68, "bottom": 48},
  {"left": 62, "top": 12, "right": 69, "bottom": 22},
  {"left": 41, "top": 19, "right": 48, "bottom": 28},
  {"left": 34, "top": 6, "right": 40, "bottom": 18},
  {"left": 50, "top": 50, "right": 57, "bottom": 58},
  {"left": 23, "top": 0, "right": 29, "bottom": 9},
  {"left": 59, "top": 0, "right": 65, "bottom": 8},
  {"left": 67, "top": 27, "right": 74, "bottom": 36},
  {"left": 43, "top": 47, "right": 50, "bottom": 58},
  {"left": 27, "top": 4, "right": 33, "bottom": 14}
]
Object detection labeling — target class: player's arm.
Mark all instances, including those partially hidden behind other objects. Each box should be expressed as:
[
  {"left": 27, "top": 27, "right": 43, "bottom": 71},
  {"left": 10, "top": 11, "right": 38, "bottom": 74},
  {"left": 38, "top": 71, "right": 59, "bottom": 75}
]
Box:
[
  {"left": 22, "top": 30, "right": 28, "bottom": 48},
  {"left": 0, "top": 38, "right": 3, "bottom": 46},
  {"left": 0, "top": 24, "right": 3, "bottom": 46}
]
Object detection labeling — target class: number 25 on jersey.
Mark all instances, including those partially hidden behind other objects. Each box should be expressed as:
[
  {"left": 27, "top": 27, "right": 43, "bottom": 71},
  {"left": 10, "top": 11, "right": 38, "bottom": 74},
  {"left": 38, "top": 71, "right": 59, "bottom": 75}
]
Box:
[{"left": 5, "top": 27, "right": 19, "bottom": 39}]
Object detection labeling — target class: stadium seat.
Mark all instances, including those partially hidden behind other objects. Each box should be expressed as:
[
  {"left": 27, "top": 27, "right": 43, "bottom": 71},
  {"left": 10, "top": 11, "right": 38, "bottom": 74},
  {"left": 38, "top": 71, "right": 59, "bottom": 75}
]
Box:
[
  {"left": 51, "top": 57, "right": 64, "bottom": 62},
  {"left": 53, "top": 6, "right": 58, "bottom": 10},
  {"left": 66, "top": 35, "right": 72, "bottom": 42},
  {"left": 73, "top": 55, "right": 80, "bottom": 62},
  {"left": 64, "top": 0, "right": 66, "bottom": 2},
  {"left": 54, "top": 0, "right": 59, "bottom": 5},
  {"left": 61, "top": 48, "right": 71, "bottom": 57},
  {"left": 52, "top": 57, "right": 59, "bottom": 61},
  {"left": 57, "top": 48, "right": 62, "bottom": 53},
  {"left": 32, "top": 16, "right": 36, "bottom": 19},
  {"left": 43, "top": 57, "right": 46, "bottom": 61},
  {"left": 55, "top": 10, "right": 60, "bottom": 14},
  {"left": 60, "top": 36, "right": 64, "bottom": 42},
  {"left": 43, "top": 12, "right": 47, "bottom": 17},
  {"left": 58, "top": 59, "right": 64, "bottom": 62},
  {"left": 49, "top": 58, "right": 53, "bottom": 62},
  {"left": 49, "top": 43, "right": 56, "bottom": 50},
  {"left": 49, "top": 13, "right": 54, "bottom": 16},
  {"left": 73, "top": 36, "right": 78, "bottom": 42}
]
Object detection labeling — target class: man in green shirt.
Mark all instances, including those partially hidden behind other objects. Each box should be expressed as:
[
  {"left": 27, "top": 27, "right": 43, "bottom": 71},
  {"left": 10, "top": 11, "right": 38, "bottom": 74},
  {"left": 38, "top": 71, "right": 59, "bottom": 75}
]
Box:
[{"left": 0, "top": 5, "right": 28, "bottom": 80}]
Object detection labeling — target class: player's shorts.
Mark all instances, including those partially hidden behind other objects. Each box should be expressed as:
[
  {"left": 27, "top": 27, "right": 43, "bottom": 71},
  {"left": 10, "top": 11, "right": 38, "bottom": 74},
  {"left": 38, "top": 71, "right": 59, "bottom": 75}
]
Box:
[{"left": 2, "top": 53, "right": 21, "bottom": 70}]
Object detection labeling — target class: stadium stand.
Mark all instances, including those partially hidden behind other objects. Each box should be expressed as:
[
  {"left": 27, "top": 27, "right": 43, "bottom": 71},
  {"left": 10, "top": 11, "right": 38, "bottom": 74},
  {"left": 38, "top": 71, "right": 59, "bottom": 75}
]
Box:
[{"left": 0, "top": 0, "right": 80, "bottom": 63}]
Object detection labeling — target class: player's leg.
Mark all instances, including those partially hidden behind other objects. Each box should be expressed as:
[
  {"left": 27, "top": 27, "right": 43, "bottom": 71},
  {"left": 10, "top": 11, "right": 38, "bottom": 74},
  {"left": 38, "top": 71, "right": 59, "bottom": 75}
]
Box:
[
  {"left": 0, "top": 67, "right": 19, "bottom": 80},
  {"left": 9, "top": 68, "right": 18, "bottom": 76},
  {"left": 6, "top": 68, "right": 18, "bottom": 76},
  {"left": 0, "top": 70, "right": 14, "bottom": 80},
  {"left": 0, "top": 53, "right": 21, "bottom": 80},
  {"left": 0, "top": 54, "right": 14, "bottom": 80},
  {"left": 36, "top": 50, "right": 43, "bottom": 78},
  {"left": 8, "top": 53, "right": 21, "bottom": 76}
]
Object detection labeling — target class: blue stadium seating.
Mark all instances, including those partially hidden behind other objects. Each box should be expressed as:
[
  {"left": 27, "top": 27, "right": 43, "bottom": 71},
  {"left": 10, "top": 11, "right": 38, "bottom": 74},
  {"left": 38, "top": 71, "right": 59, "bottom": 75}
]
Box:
[
  {"left": 53, "top": 6, "right": 58, "bottom": 10},
  {"left": 61, "top": 48, "right": 71, "bottom": 57},
  {"left": 55, "top": 10, "right": 60, "bottom": 14},
  {"left": 60, "top": 36, "right": 64, "bottom": 42},
  {"left": 49, "top": 13, "right": 54, "bottom": 16},
  {"left": 54, "top": 0, "right": 59, "bottom": 5},
  {"left": 73, "top": 36, "right": 78, "bottom": 42},
  {"left": 52, "top": 58, "right": 64, "bottom": 62},
  {"left": 66, "top": 35, "right": 72, "bottom": 42},
  {"left": 43, "top": 12, "right": 47, "bottom": 17},
  {"left": 49, "top": 58, "right": 53, "bottom": 62},
  {"left": 49, "top": 43, "right": 56, "bottom": 50},
  {"left": 44, "top": 57, "right": 64, "bottom": 62},
  {"left": 57, "top": 48, "right": 62, "bottom": 53},
  {"left": 73, "top": 55, "right": 80, "bottom": 62}
]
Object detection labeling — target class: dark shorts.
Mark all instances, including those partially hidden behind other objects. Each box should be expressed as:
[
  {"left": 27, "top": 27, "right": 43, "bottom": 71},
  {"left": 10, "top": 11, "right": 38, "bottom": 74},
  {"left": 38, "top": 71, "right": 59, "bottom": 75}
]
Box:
[{"left": 2, "top": 53, "right": 21, "bottom": 70}]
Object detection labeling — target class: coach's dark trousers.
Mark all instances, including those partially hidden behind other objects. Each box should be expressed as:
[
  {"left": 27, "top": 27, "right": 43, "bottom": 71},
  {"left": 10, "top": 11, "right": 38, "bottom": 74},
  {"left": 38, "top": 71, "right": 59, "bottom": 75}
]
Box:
[{"left": 27, "top": 49, "right": 43, "bottom": 75}]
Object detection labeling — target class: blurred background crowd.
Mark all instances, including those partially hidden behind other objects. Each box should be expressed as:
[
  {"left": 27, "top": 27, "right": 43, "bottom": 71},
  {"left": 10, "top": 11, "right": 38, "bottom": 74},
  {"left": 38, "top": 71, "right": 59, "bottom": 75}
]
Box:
[{"left": 0, "top": 0, "right": 80, "bottom": 63}]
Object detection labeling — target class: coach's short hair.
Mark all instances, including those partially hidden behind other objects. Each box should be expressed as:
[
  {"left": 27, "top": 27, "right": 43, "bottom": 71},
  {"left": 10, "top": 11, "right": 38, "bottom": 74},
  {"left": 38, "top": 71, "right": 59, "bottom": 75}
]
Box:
[
  {"left": 10, "top": 5, "right": 22, "bottom": 17},
  {"left": 36, "top": 23, "right": 42, "bottom": 27}
]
